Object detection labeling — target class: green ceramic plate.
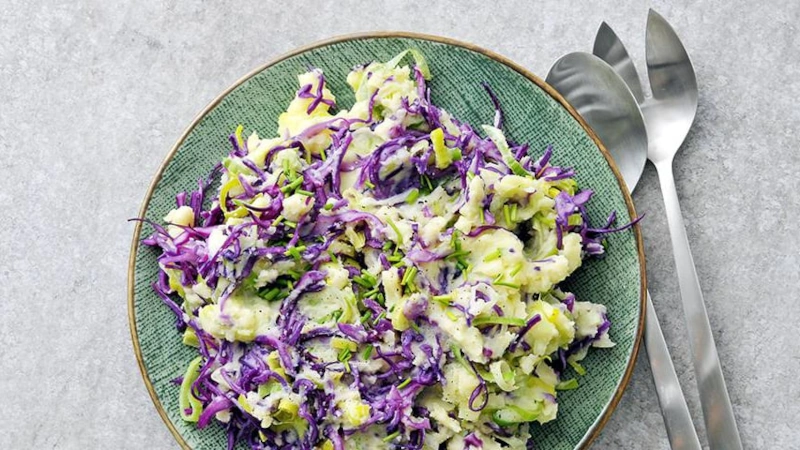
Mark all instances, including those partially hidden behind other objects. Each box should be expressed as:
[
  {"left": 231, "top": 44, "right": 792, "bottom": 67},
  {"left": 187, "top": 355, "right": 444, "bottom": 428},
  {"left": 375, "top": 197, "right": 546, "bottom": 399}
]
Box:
[{"left": 129, "top": 32, "right": 645, "bottom": 450}]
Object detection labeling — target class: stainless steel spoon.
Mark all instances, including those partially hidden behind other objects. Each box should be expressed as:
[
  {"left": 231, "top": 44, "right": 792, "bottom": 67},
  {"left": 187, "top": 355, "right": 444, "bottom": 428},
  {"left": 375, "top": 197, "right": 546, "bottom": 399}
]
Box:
[
  {"left": 546, "top": 52, "right": 701, "bottom": 450},
  {"left": 594, "top": 10, "right": 743, "bottom": 449}
]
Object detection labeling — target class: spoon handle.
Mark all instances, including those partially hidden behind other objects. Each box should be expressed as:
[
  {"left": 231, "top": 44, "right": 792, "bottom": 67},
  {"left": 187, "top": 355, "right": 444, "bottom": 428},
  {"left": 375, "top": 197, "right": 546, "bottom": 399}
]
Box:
[
  {"left": 655, "top": 161, "right": 743, "bottom": 450},
  {"left": 644, "top": 293, "right": 703, "bottom": 450}
]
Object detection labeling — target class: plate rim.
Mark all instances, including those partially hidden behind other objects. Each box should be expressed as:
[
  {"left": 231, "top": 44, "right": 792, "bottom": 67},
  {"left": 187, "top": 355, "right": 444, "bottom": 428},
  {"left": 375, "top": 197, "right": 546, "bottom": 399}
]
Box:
[{"left": 127, "top": 30, "right": 646, "bottom": 450}]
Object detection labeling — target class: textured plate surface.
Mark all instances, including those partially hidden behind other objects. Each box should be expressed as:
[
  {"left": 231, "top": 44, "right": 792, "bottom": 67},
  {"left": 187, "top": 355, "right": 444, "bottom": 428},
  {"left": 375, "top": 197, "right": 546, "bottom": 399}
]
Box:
[{"left": 129, "top": 33, "right": 645, "bottom": 450}]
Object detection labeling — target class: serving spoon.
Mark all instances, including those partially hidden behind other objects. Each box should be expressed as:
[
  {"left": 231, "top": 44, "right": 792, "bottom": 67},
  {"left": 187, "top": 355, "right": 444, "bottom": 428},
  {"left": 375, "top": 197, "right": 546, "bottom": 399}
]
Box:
[
  {"left": 593, "top": 11, "right": 743, "bottom": 449},
  {"left": 546, "top": 52, "right": 701, "bottom": 450}
]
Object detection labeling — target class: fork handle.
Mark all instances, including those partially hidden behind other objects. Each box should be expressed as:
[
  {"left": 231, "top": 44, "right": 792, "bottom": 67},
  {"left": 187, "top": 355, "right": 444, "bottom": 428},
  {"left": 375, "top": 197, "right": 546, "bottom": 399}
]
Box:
[
  {"left": 644, "top": 293, "right": 702, "bottom": 450},
  {"left": 655, "top": 160, "right": 743, "bottom": 450}
]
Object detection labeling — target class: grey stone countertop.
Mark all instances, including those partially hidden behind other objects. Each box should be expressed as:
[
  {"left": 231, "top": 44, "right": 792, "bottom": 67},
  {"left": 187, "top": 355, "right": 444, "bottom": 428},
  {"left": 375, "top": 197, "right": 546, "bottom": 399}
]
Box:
[{"left": 1, "top": 0, "right": 797, "bottom": 448}]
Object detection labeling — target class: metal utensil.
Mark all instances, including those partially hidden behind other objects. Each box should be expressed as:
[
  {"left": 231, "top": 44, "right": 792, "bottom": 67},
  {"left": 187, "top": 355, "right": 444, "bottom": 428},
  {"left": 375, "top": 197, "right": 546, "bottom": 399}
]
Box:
[
  {"left": 547, "top": 53, "right": 701, "bottom": 450},
  {"left": 594, "top": 11, "right": 743, "bottom": 449},
  {"left": 545, "top": 53, "right": 647, "bottom": 189}
]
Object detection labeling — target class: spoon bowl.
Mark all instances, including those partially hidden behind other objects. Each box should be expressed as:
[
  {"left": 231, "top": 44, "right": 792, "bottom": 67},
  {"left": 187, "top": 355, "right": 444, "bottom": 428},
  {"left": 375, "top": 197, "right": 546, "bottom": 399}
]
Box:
[
  {"left": 545, "top": 52, "right": 647, "bottom": 192},
  {"left": 642, "top": 9, "right": 699, "bottom": 164}
]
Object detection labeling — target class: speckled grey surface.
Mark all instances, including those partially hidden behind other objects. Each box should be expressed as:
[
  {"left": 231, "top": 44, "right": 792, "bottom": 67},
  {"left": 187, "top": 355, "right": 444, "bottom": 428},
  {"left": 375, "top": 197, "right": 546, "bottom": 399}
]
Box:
[{"left": 1, "top": 1, "right": 797, "bottom": 448}]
